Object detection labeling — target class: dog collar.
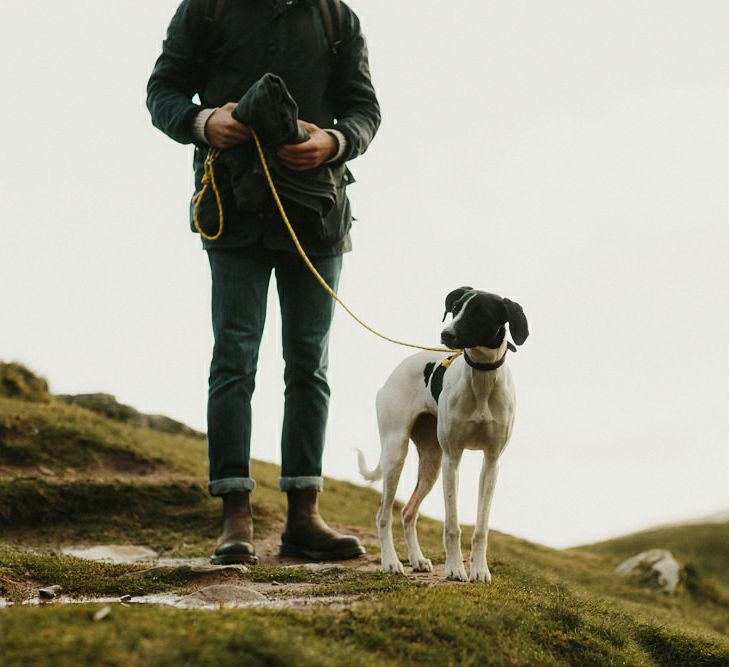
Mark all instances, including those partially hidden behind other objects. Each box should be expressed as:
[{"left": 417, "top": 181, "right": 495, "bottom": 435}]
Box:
[{"left": 463, "top": 349, "right": 508, "bottom": 371}]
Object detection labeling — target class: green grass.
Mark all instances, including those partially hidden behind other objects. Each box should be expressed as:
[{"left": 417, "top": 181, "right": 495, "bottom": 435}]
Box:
[
  {"left": 1, "top": 364, "right": 729, "bottom": 665},
  {"left": 578, "top": 521, "right": 729, "bottom": 588},
  {"left": 2, "top": 565, "right": 729, "bottom": 666},
  {"left": 0, "top": 549, "right": 200, "bottom": 604},
  {"left": 0, "top": 362, "right": 50, "bottom": 403}
]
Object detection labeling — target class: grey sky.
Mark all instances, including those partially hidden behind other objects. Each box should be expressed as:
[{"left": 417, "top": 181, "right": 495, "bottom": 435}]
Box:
[{"left": 1, "top": 1, "right": 728, "bottom": 547}]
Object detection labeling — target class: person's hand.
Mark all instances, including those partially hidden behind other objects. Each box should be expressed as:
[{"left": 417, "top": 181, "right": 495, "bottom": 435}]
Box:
[
  {"left": 277, "top": 120, "right": 337, "bottom": 171},
  {"left": 205, "top": 102, "right": 251, "bottom": 149}
]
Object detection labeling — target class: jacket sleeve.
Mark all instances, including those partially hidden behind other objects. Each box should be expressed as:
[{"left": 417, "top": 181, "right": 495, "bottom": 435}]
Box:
[
  {"left": 330, "top": 5, "right": 381, "bottom": 163},
  {"left": 146, "top": 0, "right": 206, "bottom": 146}
]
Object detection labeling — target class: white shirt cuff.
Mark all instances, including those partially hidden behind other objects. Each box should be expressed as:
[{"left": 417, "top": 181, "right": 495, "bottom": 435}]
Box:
[
  {"left": 325, "top": 129, "right": 347, "bottom": 163},
  {"left": 193, "top": 108, "right": 218, "bottom": 145}
]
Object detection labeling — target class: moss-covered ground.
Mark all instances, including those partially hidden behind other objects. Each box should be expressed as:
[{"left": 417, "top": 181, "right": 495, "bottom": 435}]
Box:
[{"left": 1, "top": 373, "right": 728, "bottom": 666}]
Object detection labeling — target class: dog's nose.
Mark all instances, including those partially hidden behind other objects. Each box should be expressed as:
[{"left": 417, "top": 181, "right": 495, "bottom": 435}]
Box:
[{"left": 441, "top": 330, "right": 456, "bottom": 347}]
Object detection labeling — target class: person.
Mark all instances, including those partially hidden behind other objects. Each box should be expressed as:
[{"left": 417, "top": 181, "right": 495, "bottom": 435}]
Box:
[{"left": 147, "top": 0, "right": 380, "bottom": 563}]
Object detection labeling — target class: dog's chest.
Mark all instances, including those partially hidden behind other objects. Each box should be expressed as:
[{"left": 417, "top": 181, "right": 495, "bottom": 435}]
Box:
[
  {"left": 439, "top": 376, "right": 514, "bottom": 452},
  {"left": 457, "top": 405, "right": 510, "bottom": 450}
]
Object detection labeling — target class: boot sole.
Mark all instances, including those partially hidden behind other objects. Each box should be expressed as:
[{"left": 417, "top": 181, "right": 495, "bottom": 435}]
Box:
[
  {"left": 210, "top": 553, "right": 258, "bottom": 565},
  {"left": 279, "top": 543, "right": 366, "bottom": 561}
]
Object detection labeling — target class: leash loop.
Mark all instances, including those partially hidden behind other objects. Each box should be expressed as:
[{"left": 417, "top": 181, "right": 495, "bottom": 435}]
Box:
[{"left": 192, "top": 148, "right": 224, "bottom": 241}]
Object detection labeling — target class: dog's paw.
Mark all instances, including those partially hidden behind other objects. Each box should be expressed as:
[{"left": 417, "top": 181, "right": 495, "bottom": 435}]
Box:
[
  {"left": 381, "top": 559, "right": 405, "bottom": 575},
  {"left": 444, "top": 562, "right": 468, "bottom": 582},
  {"left": 469, "top": 564, "right": 492, "bottom": 584},
  {"left": 411, "top": 557, "right": 433, "bottom": 573}
]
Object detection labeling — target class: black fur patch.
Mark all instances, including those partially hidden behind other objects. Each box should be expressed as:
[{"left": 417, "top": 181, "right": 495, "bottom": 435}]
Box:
[
  {"left": 423, "top": 362, "right": 436, "bottom": 385},
  {"left": 429, "top": 364, "right": 447, "bottom": 403},
  {"left": 424, "top": 358, "right": 458, "bottom": 403}
]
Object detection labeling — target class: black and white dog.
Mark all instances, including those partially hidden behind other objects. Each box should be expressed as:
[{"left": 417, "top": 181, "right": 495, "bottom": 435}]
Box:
[{"left": 358, "top": 288, "right": 528, "bottom": 582}]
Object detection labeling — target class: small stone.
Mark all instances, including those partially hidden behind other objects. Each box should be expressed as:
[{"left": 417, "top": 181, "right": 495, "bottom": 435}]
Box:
[
  {"left": 271, "top": 580, "right": 280, "bottom": 586},
  {"left": 92, "top": 606, "right": 112, "bottom": 622},
  {"left": 119, "top": 594, "right": 132, "bottom": 602},
  {"left": 38, "top": 585, "right": 62, "bottom": 599},
  {"left": 37, "top": 465, "right": 55, "bottom": 477}
]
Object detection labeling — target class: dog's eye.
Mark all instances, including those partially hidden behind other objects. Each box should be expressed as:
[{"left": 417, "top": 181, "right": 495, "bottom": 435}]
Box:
[{"left": 452, "top": 303, "right": 462, "bottom": 315}]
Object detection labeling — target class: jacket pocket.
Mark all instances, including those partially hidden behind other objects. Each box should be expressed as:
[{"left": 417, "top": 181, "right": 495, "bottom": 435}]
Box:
[{"left": 317, "top": 167, "right": 355, "bottom": 245}]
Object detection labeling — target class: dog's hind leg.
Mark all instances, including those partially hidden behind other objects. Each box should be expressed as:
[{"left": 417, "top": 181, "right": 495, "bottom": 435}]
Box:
[
  {"left": 469, "top": 454, "right": 499, "bottom": 583},
  {"left": 376, "top": 430, "right": 409, "bottom": 574},
  {"left": 402, "top": 413, "right": 441, "bottom": 572}
]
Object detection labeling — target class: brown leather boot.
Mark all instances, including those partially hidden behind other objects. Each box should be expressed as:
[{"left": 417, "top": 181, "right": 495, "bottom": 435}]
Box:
[
  {"left": 210, "top": 491, "right": 258, "bottom": 565},
  {"left": 279, "top": 489, "right": 365, "bottom": 561}
]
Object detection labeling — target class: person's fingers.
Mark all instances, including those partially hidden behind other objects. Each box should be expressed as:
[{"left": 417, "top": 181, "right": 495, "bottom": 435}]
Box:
[
  {"left": 226, "top": 126, "right": 249, "bottom": 141},
  {"left": 298, "top": 119, "right": 319, "bottom": 131},
  {"left": 278, "top": 143, "right": 317, "bottom": 158},
  {"left": 222, "top": 102, "right": 237, "bottom": 111},
  {"left": 280, "top": 156, "right": 318, "bottom": 170},
  {"left": 278, "top": 150, "right": 310, "bottom": 163},
  {"left": 278, "top": 151, "right": 317, "bottom": 164}
]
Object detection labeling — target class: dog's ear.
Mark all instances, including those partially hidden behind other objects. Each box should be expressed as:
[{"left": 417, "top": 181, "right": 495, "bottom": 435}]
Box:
[
  {"left": 503, "top": 298, "right": 529, "bottom": 346},
  {"left": 443, "top": 286, "right": 473, "bottom": 321}
]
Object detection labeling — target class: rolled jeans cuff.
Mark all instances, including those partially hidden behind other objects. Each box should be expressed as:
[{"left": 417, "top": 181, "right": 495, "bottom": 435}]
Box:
[
  {"left": 279, "top": 476, "right": 324, "bottom": 492},
  {"left": 208, "top": 477, "right": 256, "bottom": 496}
]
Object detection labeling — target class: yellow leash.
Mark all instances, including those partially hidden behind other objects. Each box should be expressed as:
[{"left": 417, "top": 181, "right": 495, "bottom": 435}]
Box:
[
  {"left": 192, "top": 148, "right": 225, "bottom": 241},
  {"left": 193, "top": 133, "right": 458, "bottom": 355}
]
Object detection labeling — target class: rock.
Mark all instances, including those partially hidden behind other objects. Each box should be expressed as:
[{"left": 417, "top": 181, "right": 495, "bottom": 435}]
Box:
[
  {"left": 615, "top": 549, "right": 682, "bottom": 594},
  {"left": 119, "top": 594, "right": 132, "bottom": 603},
  {"left": 92, "top": 606, "right": 112, "bottom": 622},
  {"left": 38, "top": 585, "right": 62, "bottom": 599},
  {"left": 56, "top": 393, "right": 205, "bottom": 438},
  {"left": 177, "top": 584, "right": 265, "bottom": 608},
  {"left": 62, "top": 545, "right": 158, "bottom": 564}
]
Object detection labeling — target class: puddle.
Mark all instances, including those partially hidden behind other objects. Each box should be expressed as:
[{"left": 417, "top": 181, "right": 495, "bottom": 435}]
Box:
[
  {"left": 62, "top": 545, "right": 159, "bottom": 564},
  {"left": 60, "top": 547, "right": 230, "bottom": 569},
  {"left": 12, "top": 592, "right": 351, "bottom": 611},
  {"left": 1, "top": 546, "right": 364, "bottom": 613}
]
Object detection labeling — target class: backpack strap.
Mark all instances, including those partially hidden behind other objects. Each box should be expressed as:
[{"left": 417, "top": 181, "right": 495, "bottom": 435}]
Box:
[{"left": 318, "top": 0, "right": 342, "bottom": 53}]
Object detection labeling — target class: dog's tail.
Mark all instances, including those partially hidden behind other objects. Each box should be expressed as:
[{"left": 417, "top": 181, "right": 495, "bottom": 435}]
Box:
[{"left": 355, "top": 448, "right": 382, "bottom": 482}]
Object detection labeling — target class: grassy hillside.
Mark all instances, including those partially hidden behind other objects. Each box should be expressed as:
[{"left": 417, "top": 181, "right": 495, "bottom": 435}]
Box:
[
  {"left": 579, "top": 522, "right": 729, "bottom": 589},
  {"left": 1, "top": 363, "right": 728, "bottom": 666}
]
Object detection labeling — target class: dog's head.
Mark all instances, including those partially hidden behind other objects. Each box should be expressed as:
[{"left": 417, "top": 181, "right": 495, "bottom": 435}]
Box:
[{"left": 440, "top": 286, "right": 529, "bottom": 350}]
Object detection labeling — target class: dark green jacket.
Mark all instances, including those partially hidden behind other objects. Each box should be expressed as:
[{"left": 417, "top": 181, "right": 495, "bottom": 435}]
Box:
[{"left": 147, "top": 0, "right": 380, "bottom": 254}]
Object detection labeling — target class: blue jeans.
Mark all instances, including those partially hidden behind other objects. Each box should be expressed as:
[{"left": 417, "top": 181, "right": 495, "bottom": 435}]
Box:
[{"left": 206, "top": 246, "right": 343, "bottom": 496}]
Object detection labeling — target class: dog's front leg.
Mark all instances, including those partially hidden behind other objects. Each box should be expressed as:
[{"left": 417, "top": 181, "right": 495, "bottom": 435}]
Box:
[
  {"left": 470, "top": 455, "right": 499, "bottom": 583},
  {"left": 442, "top": 450, "right": 467, "bottom": 581}
]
